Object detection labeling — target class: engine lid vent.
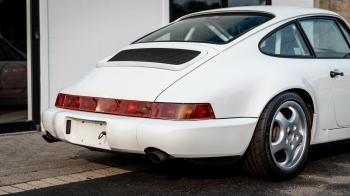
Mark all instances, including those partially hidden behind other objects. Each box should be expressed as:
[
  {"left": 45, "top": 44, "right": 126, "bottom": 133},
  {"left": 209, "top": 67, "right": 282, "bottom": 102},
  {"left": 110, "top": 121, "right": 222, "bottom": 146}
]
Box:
[{"left": 108, "top": 48, "right": 201, "bottom": 65}]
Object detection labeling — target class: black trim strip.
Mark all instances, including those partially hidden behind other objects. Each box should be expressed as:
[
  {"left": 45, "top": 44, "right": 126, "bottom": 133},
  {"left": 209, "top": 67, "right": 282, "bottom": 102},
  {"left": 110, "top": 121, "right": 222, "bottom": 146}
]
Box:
[
  {"left": 295, "top": 20, "right": 316, "bottom": 57},
  {"left": 31, "top": 0, "right": 40, "bottom": 127},
  {"left": 0, "top": 121, "right": 36, "bottom": 134},
  {"left": 335, "top": 20, "right": 350, "bottom": 48}
]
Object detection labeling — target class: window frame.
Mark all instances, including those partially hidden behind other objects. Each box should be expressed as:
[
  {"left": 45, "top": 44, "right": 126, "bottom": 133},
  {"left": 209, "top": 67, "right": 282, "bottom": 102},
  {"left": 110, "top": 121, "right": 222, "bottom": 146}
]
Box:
[
  {"left": 259, "top": 16, "right": 350, "bottom": 59},
  {"left": 258, "top": 20, "right": 316, "bottom": 58},
  {"left": 336, "top": 20, "right": 350, "bottom": 48},
  {"left": 297, "top": 16, "right": 350, "bottom": 59}
]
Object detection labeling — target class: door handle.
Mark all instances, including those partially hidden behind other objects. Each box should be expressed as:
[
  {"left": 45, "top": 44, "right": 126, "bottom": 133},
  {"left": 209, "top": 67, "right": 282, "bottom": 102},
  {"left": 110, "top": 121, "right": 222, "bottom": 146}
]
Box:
[{"left": 330, "top": 71, "right": 344, "bottom": 78}]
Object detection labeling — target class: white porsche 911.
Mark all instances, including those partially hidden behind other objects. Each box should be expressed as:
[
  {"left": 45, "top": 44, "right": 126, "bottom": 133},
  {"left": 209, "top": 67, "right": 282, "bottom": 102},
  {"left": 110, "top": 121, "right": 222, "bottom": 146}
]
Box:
[{"left": 42, "top": 6, "right": 350, "bottom": 180}]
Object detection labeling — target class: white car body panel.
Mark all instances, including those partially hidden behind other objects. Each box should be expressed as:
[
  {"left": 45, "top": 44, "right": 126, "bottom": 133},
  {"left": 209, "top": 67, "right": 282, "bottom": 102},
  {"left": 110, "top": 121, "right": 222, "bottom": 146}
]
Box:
[
  {"left": 324, "top": 59, "right": 350, "bottom": 127},
  {"left": 328, "top": 127, "right": 350, "bottom": 142},
  {"left": 137, "top": 117, "right": 258, "bottom": 157},
  {"left": 65, "top": 44, "right": 219, "bottom": 101},
  {"left": 42, "top": 6, "right": 350, "bottom": 158},
  {"left": 42, "top": 108, "right": 258, "bottom": 157}
]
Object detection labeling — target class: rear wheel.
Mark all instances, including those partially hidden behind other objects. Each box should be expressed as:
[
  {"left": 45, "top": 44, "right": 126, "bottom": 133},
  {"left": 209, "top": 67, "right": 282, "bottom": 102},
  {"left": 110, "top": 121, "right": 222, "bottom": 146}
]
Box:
[{"left": 242, "top": 92, "right": 311, "bottom": 180}]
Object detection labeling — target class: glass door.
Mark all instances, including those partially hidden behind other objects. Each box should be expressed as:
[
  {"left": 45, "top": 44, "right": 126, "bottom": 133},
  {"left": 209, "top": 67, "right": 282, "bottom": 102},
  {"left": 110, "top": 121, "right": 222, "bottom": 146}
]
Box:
[
  {"left": 0, "top": 0, "right": 40, "bottom": 133},
  {"left": 0, "top": 0, "right": 28, "bottom": 125}
]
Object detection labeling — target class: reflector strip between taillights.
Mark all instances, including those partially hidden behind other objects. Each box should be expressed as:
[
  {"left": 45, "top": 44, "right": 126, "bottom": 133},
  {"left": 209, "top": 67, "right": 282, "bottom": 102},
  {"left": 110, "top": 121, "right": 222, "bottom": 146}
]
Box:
[{"left": 55, "top": 94, "right": 215, "bottom": 120}]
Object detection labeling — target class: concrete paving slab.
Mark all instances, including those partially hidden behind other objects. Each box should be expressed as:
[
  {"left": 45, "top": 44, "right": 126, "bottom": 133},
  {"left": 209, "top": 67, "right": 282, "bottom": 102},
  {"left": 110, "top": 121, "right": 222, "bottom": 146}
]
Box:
[
  {"left": 68, "top": 173, "right": 90, "bottom": 181},
  {"left": 0, "top": 189, "right": 8, "bottom": 195},
  {"left": 55, "top": 175, "right": 81, "bottom": 183},
  {"left": 12, "top": 183, "right": 38, "bottom": 191},
  {"left": 0, "top": 186, "right": 22, "bottom": 193},
  {"left": 41, "top": 178, "right": 68, "bottom": 185},
  {"left": 105, "top": 167, "right": 131, "bottom": 175},
  {"left": 92, "top": 168, "right": 116, "bottom": 176},
  {"left": 27, "top": 180, "right": 53, "bottom": 188},
  {"left": 79, "top": 171, "right": 106, "bottom": 179}
]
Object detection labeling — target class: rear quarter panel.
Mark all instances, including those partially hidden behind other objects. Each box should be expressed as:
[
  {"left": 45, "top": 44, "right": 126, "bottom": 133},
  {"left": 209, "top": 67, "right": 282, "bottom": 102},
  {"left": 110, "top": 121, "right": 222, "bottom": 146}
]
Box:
[{"left": 156, "top": 21, "right": 337, "bottom": 144}]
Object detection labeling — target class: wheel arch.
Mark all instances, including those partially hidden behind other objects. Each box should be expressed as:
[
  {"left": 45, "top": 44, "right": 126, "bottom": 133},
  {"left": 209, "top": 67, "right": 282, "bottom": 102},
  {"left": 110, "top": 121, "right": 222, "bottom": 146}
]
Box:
[
  {"left": 258, "top": 88, "right": 316, "bottom": 126},
  {"left": 291, "top": 88, "right": 315, "bottom": 120}
]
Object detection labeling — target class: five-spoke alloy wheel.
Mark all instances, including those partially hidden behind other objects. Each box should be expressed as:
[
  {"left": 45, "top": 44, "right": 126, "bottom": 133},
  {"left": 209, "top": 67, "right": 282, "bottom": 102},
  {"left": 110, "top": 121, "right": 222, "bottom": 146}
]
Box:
[
  {"left": 270, "top": 101, "right": 307, "bottom": 172},
  {"left": 242, "top": 92, "right": 311, "bottom": 180}
]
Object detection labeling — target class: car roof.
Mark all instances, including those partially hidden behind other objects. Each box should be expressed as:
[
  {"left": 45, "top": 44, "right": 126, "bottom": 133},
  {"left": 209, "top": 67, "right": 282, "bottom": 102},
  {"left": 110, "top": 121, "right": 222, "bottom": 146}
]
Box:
[{"left": 176, "top": 6, "right": 340, "bottom": 22}]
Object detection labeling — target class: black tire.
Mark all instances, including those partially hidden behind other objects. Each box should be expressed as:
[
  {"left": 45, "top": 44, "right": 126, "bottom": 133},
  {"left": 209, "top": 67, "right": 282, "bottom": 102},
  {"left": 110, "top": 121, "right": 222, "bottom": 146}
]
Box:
[{"left": 242, "top": 91, "right": 311, "bottom": 181}]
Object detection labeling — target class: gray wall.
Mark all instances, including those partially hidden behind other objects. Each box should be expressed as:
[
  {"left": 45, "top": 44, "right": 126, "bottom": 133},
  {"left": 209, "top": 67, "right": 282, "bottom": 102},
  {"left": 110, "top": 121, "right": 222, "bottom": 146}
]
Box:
[
  {"left": 40, "top": 0, "right": 169, "bottom": 114},
  {"left": 314, "top": 0, "right": 350, "bottom": 23},
  {"left": 272, "top": 0, "right": 313, "bottom": 7}
]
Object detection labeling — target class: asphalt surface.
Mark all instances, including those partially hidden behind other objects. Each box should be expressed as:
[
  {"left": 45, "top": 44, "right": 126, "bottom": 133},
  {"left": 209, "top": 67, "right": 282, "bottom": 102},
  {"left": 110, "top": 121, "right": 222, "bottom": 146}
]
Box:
[{"left": 2, "top": 132, "right": 350, "bottom": 195}]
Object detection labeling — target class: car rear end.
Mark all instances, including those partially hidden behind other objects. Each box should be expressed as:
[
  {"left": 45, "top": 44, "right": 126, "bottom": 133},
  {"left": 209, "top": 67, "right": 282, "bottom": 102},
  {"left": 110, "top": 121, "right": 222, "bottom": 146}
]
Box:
[{"left": 42, "top": 10, "right": 273, "bottom": 162}]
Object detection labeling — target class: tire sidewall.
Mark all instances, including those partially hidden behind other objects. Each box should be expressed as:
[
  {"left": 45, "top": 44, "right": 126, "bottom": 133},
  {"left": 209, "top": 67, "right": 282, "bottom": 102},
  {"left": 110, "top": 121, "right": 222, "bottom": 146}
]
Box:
[{"left": 264, "top": 92, "right": 311, "bottom": 180}]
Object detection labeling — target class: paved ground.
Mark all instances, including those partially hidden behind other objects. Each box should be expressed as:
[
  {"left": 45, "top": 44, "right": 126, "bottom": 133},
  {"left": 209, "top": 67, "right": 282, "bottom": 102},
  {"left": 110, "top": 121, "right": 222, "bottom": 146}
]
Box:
[{"left": 1, "top": 132, "right": 350, "bottom": 195}]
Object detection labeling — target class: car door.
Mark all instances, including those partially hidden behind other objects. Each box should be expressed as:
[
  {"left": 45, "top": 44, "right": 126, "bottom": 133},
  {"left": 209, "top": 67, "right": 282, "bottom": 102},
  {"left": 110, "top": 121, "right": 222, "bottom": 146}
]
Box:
[
  {"left": 300, "top": 18, "right": 350, "bottom": 128},
  {"left": 259, "top": 21, "right": 338, "bottom": 136}
]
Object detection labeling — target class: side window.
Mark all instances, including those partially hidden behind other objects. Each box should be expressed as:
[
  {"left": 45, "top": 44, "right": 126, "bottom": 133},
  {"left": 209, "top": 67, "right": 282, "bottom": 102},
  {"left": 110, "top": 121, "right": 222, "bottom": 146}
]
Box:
[
  {"left": 260, "top": 23, "right": 311, "bottom": 56},
  {"left": 338, "top": 22, "right": 350, "bottom": 44},
  {"left": 299, "top": 19, "right": 350, "bottom": 58}
]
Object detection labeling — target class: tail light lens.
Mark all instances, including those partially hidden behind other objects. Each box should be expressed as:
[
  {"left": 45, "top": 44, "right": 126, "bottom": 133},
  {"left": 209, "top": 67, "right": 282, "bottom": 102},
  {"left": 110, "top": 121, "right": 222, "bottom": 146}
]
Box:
[
  {"left": 55, "top": 93, "right": 66, "bottom": 107},
  {"left": 55, "top": 93, "right": 215, "bottom": 120},
  {"left": 151, "top": 103, "right": 214, "bottom": 119}
]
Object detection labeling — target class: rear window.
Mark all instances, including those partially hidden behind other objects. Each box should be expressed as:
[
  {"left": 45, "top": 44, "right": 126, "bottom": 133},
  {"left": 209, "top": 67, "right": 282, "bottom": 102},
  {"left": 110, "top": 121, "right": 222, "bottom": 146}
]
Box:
[{"left": 134, "top": 13, "right": 273, "bottom": 44}]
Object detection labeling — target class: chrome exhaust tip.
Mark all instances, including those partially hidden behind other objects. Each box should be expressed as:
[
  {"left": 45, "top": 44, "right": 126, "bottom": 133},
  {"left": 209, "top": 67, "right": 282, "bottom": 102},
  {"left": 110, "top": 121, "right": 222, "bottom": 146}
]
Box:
[
  {"left": 42, "top": 131, "right": 60, "bottom": 143},
  {"left": 146, "top": 149, "right": 169, "bottom": 163}
]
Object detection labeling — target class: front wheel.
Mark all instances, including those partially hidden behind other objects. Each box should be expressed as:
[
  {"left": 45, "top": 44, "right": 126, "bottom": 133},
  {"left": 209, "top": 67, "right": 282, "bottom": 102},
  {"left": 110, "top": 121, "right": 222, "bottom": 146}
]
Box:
[{"left": 242, "top": 92, "right": 311, "bottom": 180}]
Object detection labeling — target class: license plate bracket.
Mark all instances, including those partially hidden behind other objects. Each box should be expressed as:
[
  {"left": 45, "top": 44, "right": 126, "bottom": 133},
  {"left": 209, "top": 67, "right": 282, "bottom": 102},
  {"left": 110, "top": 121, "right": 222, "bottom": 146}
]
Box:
[{"left": 65, "top": 118, "right": 109, "bottom": 149}]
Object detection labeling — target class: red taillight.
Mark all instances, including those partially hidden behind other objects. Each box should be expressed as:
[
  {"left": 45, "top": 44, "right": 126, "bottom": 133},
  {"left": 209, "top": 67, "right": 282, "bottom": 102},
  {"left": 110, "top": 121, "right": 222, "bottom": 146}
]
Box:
[
  {"left": 123, "top": 101, "right": 152, "bottom": 117},
  {"left": 96, "top": 98, "right": 119, "bottom": 113},
  {"left": 55, "top": 94, "right": 215, "bottom": 120},
  {"left": 55, "top": 93, "right": 66, "bottom": 107},
  {"left": 151, "top": 103, "right": 215, "bottom": 120},
  {"left": 80, "top": 96, "right": 97, "bottom": 111},
  {"left": 64, "top": 95, "right": 80, "bottom": 109}
]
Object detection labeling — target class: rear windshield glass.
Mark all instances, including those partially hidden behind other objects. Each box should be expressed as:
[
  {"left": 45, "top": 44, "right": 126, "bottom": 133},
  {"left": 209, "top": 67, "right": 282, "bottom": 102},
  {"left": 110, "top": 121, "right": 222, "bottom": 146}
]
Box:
[{"left": 134, "top": 13, "right": 273, "bottom": 44}]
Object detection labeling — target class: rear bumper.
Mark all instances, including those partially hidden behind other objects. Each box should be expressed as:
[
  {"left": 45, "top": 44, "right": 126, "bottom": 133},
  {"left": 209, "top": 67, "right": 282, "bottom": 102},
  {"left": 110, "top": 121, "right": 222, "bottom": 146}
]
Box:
[{"left": 42, "top": 108, "right": 258, "bottom": 158}]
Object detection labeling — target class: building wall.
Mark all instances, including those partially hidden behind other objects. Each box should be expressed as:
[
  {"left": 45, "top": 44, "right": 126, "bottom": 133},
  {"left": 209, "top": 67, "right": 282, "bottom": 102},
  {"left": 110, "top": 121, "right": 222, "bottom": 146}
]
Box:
[
  {"left": 40, "top": 0, "right": 169, "bottom": 115},
  {"left": 314, "top": 0, "right": 350, "bottom": 23},
  {"left": 271, "top": 0, "right": 314, "bottom": 7}
]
